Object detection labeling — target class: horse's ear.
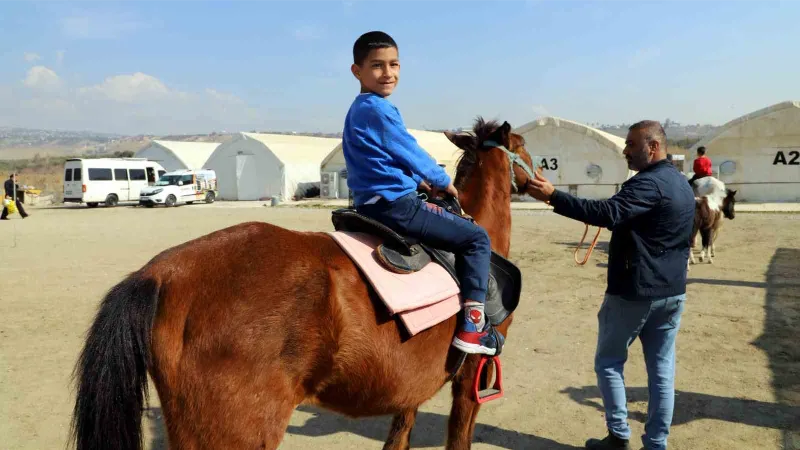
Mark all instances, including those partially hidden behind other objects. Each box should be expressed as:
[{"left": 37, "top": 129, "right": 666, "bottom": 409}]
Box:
[
  {"left": 488, "top": 121, "right": 512, "bottom": 148},
  {"left": 444, "top": 131, "right": 474, "bottom": 151},
  {"left": 727, "top": 189, "right": 738, "bottom": 197}
]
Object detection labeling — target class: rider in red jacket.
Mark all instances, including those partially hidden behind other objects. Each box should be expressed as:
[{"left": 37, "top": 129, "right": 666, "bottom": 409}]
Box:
[{"left": 688, "top": 146, "right": 712, "bottom": 186}]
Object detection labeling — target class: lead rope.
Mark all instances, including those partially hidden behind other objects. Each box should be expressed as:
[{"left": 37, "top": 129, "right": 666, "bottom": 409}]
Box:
[{"left": 574, "top": 223, "right": 602, "bottom": 265}]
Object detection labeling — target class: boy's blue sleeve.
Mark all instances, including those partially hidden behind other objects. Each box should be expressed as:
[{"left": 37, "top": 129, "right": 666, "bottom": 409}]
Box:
[{"left": 376, "top": 104, "right": 451, "bottom": 189}]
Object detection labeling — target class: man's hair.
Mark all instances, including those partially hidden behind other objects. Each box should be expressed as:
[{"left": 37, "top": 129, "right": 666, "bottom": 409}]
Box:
[
  {"left": 629, "top": 120, "right": 666, "bottom": 149},
  {"left": 697, "top": 146, "right": 706, "bottom": 156},
  {"left": 353, "top": 31, "right": 397, "bottom": 66}
]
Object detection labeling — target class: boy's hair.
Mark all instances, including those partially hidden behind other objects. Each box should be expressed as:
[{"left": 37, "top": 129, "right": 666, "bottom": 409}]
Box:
[
  {"left": 353, "top": 31, "right": 397, "bottom": 66},
  {"left": 697, "top": 146, "right": 706, "bottom": 156}
]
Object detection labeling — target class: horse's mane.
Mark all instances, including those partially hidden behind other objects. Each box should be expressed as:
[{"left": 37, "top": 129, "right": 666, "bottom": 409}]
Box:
[{"left": 453, "top": 117, "right": 503, "bottom": 190}]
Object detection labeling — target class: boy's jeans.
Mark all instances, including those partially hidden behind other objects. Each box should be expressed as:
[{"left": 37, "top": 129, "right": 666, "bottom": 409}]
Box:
[
  {"left": 356, "top": 192, "right": 490, "bottom": 302},
  {"left": 595, "top": 293, "right": 686, "bottom": 450}
]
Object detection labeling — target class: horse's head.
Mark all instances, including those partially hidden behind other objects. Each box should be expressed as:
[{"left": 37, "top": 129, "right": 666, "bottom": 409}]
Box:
[
  {"left": 722, "top": 188, "right": 737, "bottom": 219},
  {"left": 444, "top": 117, "right": 537, "bottom": 195}
]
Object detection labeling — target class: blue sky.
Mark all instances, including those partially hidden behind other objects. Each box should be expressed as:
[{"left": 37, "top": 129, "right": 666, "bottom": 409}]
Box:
[{"left": 1, "top": 0, "right": 798, "bottom": 135}]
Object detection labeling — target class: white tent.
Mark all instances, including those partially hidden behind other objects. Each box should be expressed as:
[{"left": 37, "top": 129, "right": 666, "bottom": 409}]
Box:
[
  {"left": 134, "top": 140, "right": 220, "bottom": 172},
  {"left": 514, "top": 116, "right": 633, "bottom": 200},
  {"left": 205, "top": 132, "right": 341, "bottom": 201},
  {"left": 319, "top": 129, "right": 462, "bottom": 199},
  {"left": 689, "top": 100, "right": 800, "bottom": 202}
]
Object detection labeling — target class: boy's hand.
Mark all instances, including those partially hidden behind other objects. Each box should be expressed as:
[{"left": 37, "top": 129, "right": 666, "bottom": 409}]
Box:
[
  {"left": 418, "top": 180, "right": 432, "bottom": 192},
  {"left": 444, "top": 182, "right": 459, "bottom": 199}
]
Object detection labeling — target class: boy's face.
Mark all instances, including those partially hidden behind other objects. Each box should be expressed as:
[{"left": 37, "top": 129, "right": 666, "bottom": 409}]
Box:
[{"left": 351, "top": 46, "right": 400, "bottom": 97}]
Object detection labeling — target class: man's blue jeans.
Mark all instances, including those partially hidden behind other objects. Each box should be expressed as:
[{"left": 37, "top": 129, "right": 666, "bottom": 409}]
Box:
[{"left": 595, "top": 293, "right": 686, "bottom": 450}]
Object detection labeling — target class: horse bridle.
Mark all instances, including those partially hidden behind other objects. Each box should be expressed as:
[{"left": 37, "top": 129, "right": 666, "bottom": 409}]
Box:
[{"left": 482, "top": 140, "right": 538, "bottom": 193}]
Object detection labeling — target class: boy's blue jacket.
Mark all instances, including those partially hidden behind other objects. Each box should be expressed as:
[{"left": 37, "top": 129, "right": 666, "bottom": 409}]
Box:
[{"left": 342, "top": 93, "right": 451, "bottom": 206}]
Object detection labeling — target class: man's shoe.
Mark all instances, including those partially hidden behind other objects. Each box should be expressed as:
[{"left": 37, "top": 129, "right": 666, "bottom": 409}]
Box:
[{"left": 585, "top": 433, "right": 631, "bottom": 450}]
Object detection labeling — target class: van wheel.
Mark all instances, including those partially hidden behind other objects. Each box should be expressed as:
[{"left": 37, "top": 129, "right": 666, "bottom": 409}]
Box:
[
  {"left": 87, "top": 202, "right": 98, "bottom": 208},
  {"left": 165, "top": 195, "right": 177, "bottom": 207},
  {"left": 105, "top": 194, "right": 119, "bottom": 207},
  {"left": 205, "top": 192, "right": 215, "bottom": 203}
]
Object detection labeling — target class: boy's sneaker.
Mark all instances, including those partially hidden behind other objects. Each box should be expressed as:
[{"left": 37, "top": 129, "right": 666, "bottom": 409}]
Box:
[{"left": 452, "top": 313, "right": 504, "bottom": 355}]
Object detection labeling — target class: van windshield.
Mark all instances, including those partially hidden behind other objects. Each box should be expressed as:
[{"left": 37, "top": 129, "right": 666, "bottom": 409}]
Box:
[{"left": 155, "top": 175, "right": 183, "bottom": 186}]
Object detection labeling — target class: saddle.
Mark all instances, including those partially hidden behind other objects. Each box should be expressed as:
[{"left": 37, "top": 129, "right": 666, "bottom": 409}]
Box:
[{"left": 330, "top": 194, "right": 521, "bottom": 328}]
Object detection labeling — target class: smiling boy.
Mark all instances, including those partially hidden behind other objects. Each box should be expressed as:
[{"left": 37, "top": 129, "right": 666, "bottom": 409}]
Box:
[{"left": 341, "top": 31, "right": 502, "bottom": 356}]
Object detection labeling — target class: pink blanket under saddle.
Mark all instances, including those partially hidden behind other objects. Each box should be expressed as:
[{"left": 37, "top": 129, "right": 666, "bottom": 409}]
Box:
[{"left": 327, "top": 231, "right": 462, "bottom": 336}]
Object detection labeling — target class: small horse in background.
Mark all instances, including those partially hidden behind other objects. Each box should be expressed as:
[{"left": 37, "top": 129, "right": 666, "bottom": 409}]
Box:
[{"left": 689, "top": 178, "right": 737, "bottom": 265}]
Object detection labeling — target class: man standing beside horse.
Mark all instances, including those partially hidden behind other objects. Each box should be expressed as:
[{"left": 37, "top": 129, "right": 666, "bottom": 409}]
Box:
[{"left": 526, "top": 121, "right": 695, "bottom": 450}]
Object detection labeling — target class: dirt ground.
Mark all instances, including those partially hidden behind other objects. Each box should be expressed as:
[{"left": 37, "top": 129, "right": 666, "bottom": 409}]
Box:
[{"left": 0, "top": 204, "right": 798, "bottom": 449}]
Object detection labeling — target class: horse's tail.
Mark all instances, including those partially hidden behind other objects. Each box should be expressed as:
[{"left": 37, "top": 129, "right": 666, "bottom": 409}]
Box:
[{"left": 70, "top": 272, "right": 160, "bottom": 450}]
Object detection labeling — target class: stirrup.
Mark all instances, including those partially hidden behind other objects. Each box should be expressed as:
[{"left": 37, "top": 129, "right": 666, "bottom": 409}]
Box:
[{"left": 473, "top": 355, "right": 504, "bottom": 404}]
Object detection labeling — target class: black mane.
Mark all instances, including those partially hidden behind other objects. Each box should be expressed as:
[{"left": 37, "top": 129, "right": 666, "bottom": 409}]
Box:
[{"left": 453, "top": 117, "right": 503, "bottom": 190}]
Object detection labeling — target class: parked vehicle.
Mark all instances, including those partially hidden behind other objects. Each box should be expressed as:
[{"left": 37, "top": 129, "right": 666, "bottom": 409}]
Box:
[
  {"left": 139, "top": 169, "right": 217, "bottom": 207},
  {"left": 63, "top": 158, "right": 166, "bottom": 207}
]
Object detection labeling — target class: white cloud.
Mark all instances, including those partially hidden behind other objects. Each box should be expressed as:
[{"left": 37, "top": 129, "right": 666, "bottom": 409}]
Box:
[
  {"left": 61, "top": 11, "right": 152, "bottom": 40},
  {"left": 2, "top": 70, "right": 267, "bottom": 135},
  {"left": 79, "top": 72, "right": 171, "bottom": 103},
  {"left": 23, "top": 66, "right": 63, "bottom": 91},
  {"left": 24, "top": 52, "right": 41, "bottom": 63}
]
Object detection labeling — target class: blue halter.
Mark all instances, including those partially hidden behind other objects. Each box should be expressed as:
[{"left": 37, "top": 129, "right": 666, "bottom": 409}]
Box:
[{"left": 482, "top": 140, "right": 538, "bottom": 193}]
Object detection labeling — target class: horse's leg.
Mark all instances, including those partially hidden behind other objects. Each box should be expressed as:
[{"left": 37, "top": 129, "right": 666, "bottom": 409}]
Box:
[
  {"left": 383, "top": 409, "right": 418, "bottom": 450},
  {"left": 700, "top": 228, "right": 712, "bottom": 264},
  {"left": 165, "top": 363, "right": 298, "bottom": 450},
  {"left": 445, "top": 356, "right": 483, "bottom": 450},
  {"left": 710, "top": 224, "right": 720, "bottom": 257}
]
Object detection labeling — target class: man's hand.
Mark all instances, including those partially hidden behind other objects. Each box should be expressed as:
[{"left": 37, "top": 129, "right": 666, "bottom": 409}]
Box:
[{"left": 525, "top": 171, "right": 555, "bottom": 203}]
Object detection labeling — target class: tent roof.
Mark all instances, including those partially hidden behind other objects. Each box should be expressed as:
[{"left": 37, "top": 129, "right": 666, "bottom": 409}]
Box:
[
  {"left": 239, "top": 132, "right": 341, "bottom": 164},
  {"left": 320, "top": 128, "right": 462, "bottom": 169},
  {"left": 689, "top": 100, "right": 800, "bottom": 151},
  {"left": 513, "top": 116, "right": 626, "bottom": 155},
  {"left": 149, "top": 140, "right": 221, "bottom": 169}
]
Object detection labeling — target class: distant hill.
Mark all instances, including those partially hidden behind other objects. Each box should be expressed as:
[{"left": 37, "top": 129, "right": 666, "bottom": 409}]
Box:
[
  {"left": 0, "top": 127, "right": 238, "bottom": 161},
  {"left": 0, "top": 121, "right": 720, "bottom": 161}
]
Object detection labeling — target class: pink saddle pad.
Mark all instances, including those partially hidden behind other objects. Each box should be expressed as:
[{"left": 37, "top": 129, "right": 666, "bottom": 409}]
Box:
[{"left": 327, "top": 231, "right": 462, "bottom": 335}]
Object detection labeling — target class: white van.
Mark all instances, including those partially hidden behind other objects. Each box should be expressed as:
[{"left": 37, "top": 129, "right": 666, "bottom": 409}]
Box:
[
  {"left": 139, "top": 169, "right": 217, "bottom": 207},
  {"left": 63, "top": 158, "right": 167, "bottom": 207}
]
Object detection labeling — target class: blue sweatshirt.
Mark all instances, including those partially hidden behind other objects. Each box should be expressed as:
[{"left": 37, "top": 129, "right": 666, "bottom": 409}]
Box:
[{"left": 342, "top": 93, "right": 451, "bottom": 206}]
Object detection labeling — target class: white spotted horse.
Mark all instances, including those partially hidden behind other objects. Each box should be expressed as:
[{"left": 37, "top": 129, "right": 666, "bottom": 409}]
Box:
[{"left": 689, "top": 176, "right": 737, "bottom": 266}]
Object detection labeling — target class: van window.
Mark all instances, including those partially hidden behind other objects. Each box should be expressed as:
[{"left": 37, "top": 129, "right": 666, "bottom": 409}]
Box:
[
  {"left": 65, "top": 169, "right": 72, "bottom": 182},
  {"left": 88, "top": 168, "right": 113, "bottom": 181},
  {"left": 114, "top": 169, "right": 129, "bottom": 181},
  {"left": 181, "top": 174, "right": 194, "bottom": 185},
  {"left": 130, "top": 169, "right": 146, "bottom": 181},
  {"left": 74, "top": 169, "right": 82, "bottom": 181},
  {"left": 158, "top": 170, "right": 166, "bottom": 178}
]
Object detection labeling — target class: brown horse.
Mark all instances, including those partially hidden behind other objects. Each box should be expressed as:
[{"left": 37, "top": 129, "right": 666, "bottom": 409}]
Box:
[{"left": 70, "top": 118, "right": 537, "bottom": 450}]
